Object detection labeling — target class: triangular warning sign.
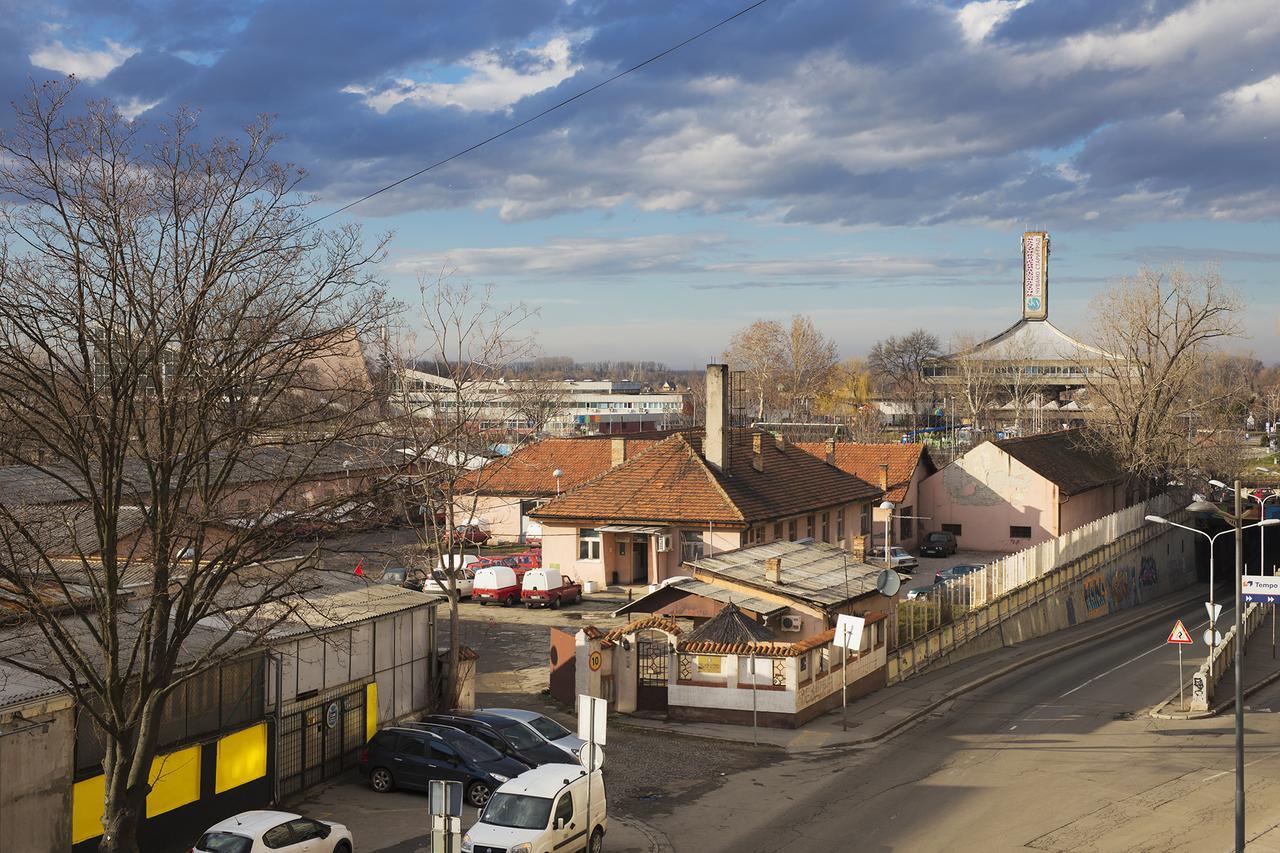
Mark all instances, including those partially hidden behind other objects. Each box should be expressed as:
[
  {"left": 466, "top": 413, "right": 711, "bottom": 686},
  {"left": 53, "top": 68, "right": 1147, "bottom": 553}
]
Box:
[{"left": 1167, "top": 619, "right": 1193, "bottom": 644}]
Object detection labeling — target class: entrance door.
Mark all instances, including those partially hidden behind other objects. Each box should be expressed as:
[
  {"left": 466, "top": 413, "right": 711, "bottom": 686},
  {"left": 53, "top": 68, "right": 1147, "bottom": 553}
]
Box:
[
  {"left": 635, "top": 630, "right": 670, "bottom": 713},
  {"left": 632, "top": 539, "right": 649, "bottom": 584}
]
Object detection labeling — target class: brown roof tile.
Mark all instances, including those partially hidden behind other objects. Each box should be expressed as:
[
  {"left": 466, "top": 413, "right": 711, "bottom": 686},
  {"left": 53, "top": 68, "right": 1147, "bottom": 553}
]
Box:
[
  {"left": 531, "top": 430, "right": 882, "bottom": 526},
  {"left": 994, "top": 429, "right": 1123, "bottom": 496},
  {"left": 603, "top": 615, "right": 682, "bottom": 644},
  {"left": 794, "top": 442, "right": 930, "bottom": 504},
  {"left": 472, "top": 436, "right": 661, "bottom": 497}
]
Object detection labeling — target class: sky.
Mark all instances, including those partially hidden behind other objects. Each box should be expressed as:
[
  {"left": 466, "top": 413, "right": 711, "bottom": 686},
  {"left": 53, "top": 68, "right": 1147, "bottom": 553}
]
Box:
[{"left": 3, "top": 0, "right": 1279, "bottom": 366}]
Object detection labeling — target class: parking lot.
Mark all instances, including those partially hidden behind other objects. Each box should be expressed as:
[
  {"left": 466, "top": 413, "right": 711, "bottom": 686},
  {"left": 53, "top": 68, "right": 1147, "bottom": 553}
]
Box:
[{"left": 899, "top": 549, "right": 1005, "bottom": 595}]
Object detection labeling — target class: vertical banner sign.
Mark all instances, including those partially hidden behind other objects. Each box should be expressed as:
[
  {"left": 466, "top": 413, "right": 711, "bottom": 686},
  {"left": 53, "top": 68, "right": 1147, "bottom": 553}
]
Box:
[{"left": 1022, "top": 231, "right": 1049, "bottom": 320}]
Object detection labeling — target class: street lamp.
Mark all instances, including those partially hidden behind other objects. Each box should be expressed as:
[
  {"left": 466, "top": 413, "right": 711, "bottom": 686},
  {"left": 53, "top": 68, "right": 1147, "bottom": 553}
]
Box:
[
  {"left": 1242, "top": 488, "right": 1280, "bottom": 575},
  {"left": 878, "top": 500, "right": 895, "bottom": 569},
  {"left": 1147, "top": 484, "right": 1280, "bottom": 853}
]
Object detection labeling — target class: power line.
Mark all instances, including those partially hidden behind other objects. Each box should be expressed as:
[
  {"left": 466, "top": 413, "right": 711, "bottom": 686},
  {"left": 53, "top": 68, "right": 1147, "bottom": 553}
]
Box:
[{"left": 310, "top": 0, "right": 775, "bottom": 225}]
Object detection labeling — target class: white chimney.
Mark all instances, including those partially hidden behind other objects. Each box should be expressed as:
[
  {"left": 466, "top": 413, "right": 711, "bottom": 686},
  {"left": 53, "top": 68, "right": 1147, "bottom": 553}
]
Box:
[{"left": 705, "top": 364, "right": 730, "bottom": 473}]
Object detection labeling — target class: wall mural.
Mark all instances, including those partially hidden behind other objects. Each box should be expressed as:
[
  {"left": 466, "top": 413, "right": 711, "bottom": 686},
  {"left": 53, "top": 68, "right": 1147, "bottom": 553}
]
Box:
[
  {"left": 1107, "top": 565, "right": 1135, "bottom": 611},
  {"left": 1139, "top": 556, "right": 1158, "bottom": 588},
  {"left": 1083, "top": 572, "right": 1108, "bottom": 619}
]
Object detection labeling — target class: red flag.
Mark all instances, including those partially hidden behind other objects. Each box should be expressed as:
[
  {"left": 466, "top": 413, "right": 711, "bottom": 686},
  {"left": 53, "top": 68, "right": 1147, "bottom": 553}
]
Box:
[{"left": 354, "top": 558, "right": 364, "bottom": 577}]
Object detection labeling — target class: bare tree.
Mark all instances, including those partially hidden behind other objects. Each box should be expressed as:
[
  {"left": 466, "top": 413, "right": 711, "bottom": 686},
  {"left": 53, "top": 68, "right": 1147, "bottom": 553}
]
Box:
[
  {"left": 867, "top": 329, "right": 940, "bottom": 430},
  {"left": 946, "top": 333, "right": 1001, "bottom": 434},
  {"left": 1081, "top": 265, "right": 1240, "bottom": 497},
  {"left": 0, "top": 82, "right": 389, "bottom": 851},
  {"left": 724, "top": 319, "right": 785, "bottom": 420},
  {"left": 780, "top": 315, "right": 839, "bottom": 420}
]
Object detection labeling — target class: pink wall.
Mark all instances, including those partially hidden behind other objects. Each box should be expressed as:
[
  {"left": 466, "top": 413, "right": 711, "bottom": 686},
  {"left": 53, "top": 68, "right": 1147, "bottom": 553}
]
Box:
[{"left": 1059, "top": 482, "right": 1123, "bottom": 534}]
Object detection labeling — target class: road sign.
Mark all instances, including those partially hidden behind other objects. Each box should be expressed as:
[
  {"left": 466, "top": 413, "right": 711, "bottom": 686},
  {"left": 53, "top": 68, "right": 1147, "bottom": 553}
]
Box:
[
  {"left": 1167, "top": 620, "right": 1193, "bottom": 645},
  {"left": 1203, "top": 628, "right": 1224, "bottom": 647},
  {"left": 833, "top": 614, "right": 866, "bottom": 650},
  {"left": 577, "top": 693, "right": 607, "bottom": 746},
  {"left": 1243, "top": 574, "right": 1280, "bottom": 604},
  {"left": 1206, "top": 602, "right": 1223, "bottom": 624}
]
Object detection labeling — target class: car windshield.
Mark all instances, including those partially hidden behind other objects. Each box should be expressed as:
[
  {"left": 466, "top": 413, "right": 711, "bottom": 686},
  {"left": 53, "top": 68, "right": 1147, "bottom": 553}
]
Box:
[
  {"left": 927, "top": 533, "right": 949, "bottom": 542},
  {"left": 524, "top": 715, "right": 572, "bottom": 741},
  {"left": 481, "top": 793, "right": 554, "bottom": 830},
  {"left": 196, "top": 833, "right": 253, "bottom": 853},
  {"left": 497, "top": 720, "right": 544, "bottom": 751},
  {"left": 445, "top": 733, "right": 503, "bottom": 762}
]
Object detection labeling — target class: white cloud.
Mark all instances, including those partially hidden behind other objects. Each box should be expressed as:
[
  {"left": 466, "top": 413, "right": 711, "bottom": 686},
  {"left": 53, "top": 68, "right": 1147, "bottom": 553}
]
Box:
[
  {"left": 956, "top": 0, "right": 1031, "bottom": 45},
  {"left": 29, "top": 39, "right": 137, "bottom": 82},
  {"left": 344, "top": 36, "right": 580, "bottom": 114}
]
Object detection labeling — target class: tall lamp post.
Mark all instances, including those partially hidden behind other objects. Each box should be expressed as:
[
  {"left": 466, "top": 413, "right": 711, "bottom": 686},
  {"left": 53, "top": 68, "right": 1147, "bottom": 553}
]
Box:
[{"left": 1146, "top": 485, "right": 1280, "bottom": 853}]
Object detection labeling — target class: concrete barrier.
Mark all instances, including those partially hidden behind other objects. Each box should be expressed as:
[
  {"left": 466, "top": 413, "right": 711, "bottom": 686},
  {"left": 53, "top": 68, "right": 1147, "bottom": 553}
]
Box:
[{"left": 1189, "top": 603, "right": 1264, "bottom": 711}]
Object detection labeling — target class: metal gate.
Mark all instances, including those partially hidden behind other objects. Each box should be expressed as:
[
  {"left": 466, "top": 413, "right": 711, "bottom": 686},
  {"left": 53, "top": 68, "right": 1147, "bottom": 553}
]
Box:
[
  {"left": 635, "top": 631, "right": 670, "bottom": 713},
  {"left": 276, "top": 684, "right": 368, "bottom": 798}
]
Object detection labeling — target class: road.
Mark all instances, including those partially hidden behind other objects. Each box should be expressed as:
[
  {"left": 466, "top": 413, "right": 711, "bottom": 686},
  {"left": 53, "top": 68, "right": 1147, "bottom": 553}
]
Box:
[{"left": 644, "top": 597, "right": 1280, "bottom": 853}]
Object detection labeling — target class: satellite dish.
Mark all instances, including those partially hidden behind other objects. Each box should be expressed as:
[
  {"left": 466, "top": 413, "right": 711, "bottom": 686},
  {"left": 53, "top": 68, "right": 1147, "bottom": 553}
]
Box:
[{"left": 876, "top": 569, "right": 901, "bottom": 597}]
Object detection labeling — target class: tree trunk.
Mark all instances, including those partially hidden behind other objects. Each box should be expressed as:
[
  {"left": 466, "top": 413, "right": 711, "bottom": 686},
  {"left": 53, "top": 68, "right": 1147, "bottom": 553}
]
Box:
[{"left": 97, "top": 787, "right": 146, "bottom": 853}]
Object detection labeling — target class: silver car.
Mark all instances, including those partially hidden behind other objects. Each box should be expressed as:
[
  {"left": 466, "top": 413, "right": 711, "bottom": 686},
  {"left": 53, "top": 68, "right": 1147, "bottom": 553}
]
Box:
[
  {"left": 477, "top": 707, "right": 587, "bottom": 763},
  {"left": 870, "top": 546, "right": 919, "bottom": 573}
]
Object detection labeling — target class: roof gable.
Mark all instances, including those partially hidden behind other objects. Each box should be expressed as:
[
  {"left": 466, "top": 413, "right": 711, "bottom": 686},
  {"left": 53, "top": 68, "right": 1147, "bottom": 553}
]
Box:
[
  {"left": 471, "top": 436, "right": 661, "bottom": 497},
  {"left": 794, "top": 442, "right": 930, "bottom": 504},
  {"left": 993, "top": 429, "right": 1123, "bottom": 495}
]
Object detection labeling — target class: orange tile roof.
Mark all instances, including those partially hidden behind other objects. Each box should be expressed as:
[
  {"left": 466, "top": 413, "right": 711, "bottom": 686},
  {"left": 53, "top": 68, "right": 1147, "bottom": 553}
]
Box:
[
  {"left": 531, "top": 430, "right": 882, "bottom": 526},
  {"left": 794, "top": 442, "right": 930, "bottom": 504},
  {"left": 679, "top": 612, "right": 886, "bottom": 656},
  {"left": 471, "top": 435, "right": 661, "bottom": 497},
  {"left": 602, "top": 615, "right": 682, "bottom": 644}
]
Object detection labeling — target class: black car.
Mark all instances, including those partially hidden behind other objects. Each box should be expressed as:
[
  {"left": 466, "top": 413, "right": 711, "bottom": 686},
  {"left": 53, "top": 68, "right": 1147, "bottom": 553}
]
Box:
[
  {"left": 420, "top": 711, "right": 578, "bottom": 767},
  {"left": 920, "top": 531, "right": 958, "bottom": 557},
  {"left": 359, "top": 726, "right": 527, "bottom": 807}
]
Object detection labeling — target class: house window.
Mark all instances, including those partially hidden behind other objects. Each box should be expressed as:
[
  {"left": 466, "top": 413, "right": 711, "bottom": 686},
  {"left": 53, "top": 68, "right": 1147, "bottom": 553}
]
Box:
[
  {"left": 941, "top": 523, "right": 962, "bottom": 536},
  {"left": 900, "top": 506, "right": 914, "bottom": 541},
  {"left": 1010, "top": 525, "right": 1032, "bottom": 539},
  {"left": 617, "top": 540, "right": 627, "bottom": 556},
  {"left": 806, "top": 515, "right": 815, "bottom": 539},
  {"left": 837, "top": 509, "right": 845, "bottom": 541},
  {"left": 860, "top": 505, "right": 871, "bottom": 535},
  {"left": 798, "top": 653, "right": 809, "bottom": 681},
  {"left": 788, "top": 520, "right": 797, "bottom": 541},
  {"left": 821, "top": 512, "right": 830, "bottom": 543},
  {"left": 818, "top": 647, "right": 830, "bottom": 675},
  {"left": 578, "top": 528, "right": 602, "bottom": 560},
  {"left": 773, "top": 522, "right": 783, "bottom": 540},
  {"left": 680, "top": 529, "right": 706, "bottom": 562},
  {"left": 696, "top": 655, "right": 722, "bottom": 674}
]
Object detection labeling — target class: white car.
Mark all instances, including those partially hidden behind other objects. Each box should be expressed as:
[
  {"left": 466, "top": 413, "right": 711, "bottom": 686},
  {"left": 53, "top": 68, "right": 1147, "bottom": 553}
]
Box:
[
  {"left": 424, "top": 567, "right": 476, "bottom": 598},
  {"left": 463, "top": 763, "right": 606, "bottom": 853},
  {"left": 194, "top": 810, "right": 353, "bottom": 853},
  {"left": 478, "top": 707, "right": 587, "bottom": 763},
  {"left": 869, "top": 545, "right": 919, "bottom": 573}
]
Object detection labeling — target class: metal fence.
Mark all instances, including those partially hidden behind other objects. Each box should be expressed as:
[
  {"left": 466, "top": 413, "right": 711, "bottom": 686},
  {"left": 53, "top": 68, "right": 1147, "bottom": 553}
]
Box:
[
  {"left": 897, "top": 492, "right": 1180, "bottom": 646},
  {"left": 276, "top": 683, "right": 369, "bottom": 799}
]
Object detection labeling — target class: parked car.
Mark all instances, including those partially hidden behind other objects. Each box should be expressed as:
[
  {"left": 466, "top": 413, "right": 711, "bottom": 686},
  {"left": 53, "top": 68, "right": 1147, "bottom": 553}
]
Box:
[
  {"left": 424, "top": 567, "right": 476, "bottom": 598},
  {"left": 474, "top": 565, "right": 522, "bottom": 607},
  {"left": 401, "top": 721, "right": 533, "bottom": 769},
  {"left": 869, "top": 546, "right": 918, "bottom": 573},
  {"left": 194, "top": 810, "right": 352, "bottom": 853},
  {"left": 905, "top": 585, "right": 934, "bottom": 600},
  {"left": 421, "top": 711, "right": 581, "bottom": 767},
  {"left": 462, "top": 763, "right": 606, "bottom": 853},
  {"left": 477, "top": 708, "right": 587, "bottom": 762},
  {"left": 521, "top": 568, "right": 582, "bottom": 609},
  {"left": 919, "top": 530, "right": 958, "bottom": 557},
  {"left": 934, "top": 563, "right": 984, "bottom": 585},
  {"left": 449, "top": 524, "right": 491, "bottom": 546},
  {"left": 360, "top": 726, "right": 526, "bottom": 807},
  {"left": 509, "top": 551, "right": 543, "bottom": 571}
]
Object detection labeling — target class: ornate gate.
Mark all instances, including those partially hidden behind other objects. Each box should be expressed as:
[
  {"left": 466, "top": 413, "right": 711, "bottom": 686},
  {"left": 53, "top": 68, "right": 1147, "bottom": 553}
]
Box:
[{"left": 635, "top": 630, "right": 671, "bottom": 713}]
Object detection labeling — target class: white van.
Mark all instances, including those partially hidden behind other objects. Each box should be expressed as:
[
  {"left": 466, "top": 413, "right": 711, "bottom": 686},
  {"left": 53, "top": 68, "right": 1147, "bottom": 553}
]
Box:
[
  {"left": 463, "top": 763, "right": 606, "bottom": 853},
  {"left": 473, "top": 564, "right": 522, "bottom": 607}
]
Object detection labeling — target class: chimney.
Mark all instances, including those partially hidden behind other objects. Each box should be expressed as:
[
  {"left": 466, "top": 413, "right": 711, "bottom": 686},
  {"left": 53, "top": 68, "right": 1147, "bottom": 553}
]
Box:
[
  {"left": 764, "top": 556, "right": 782, "bottom": 585},
  {"left": 611, "top": 437, "right": 628, "bottom": 468},
  {"left": 774, "top": 432, "right": 787, "bottom": 451},
  {"left": 825, "top": 437, "right": 837, "bottom": 467},
  {"left": 751, "top": 433, "right": 764, "bottom": 472},
  {"left": 705, "top": 364, "right": 731, "bottom": 473},
  {"left": 878, "top": 463, "right": 890, "bottom": 493}
]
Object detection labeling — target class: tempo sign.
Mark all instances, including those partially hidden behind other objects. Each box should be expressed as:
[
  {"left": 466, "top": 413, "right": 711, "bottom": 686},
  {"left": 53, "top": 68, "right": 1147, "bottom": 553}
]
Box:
[
  {"left": 1243, "top": 574, "right": 1280, "bottom": 604},
  {"left": 1022, "top": 231, "right": 1049, "bottom": 320}
]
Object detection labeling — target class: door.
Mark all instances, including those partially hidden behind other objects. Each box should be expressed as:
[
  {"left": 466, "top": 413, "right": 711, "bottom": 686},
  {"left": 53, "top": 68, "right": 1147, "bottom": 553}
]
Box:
[
  {"left": 551, "top": 789, "right": 582, "bottom": 850},
  {"left": 635, "top": 630, "right": 670, "bottom": 713},
  {"left": 428, "top": 739, "right": 470, "bottom": 785},
  {"left": 285, "top": 818, "right": 329, "bottom": 853},
  {"left": 393, "top": 733, "right": 434, "bottom": 789},
  {"left": 632, "top": 539, "right": 649, "bottom": 584}
]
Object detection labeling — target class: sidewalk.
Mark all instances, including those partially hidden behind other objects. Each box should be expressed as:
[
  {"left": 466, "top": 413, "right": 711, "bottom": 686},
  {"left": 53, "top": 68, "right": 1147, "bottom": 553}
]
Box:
[
  {"left": 1153, "top": 605, "right": 1280, "bottom": 718},
  {"left": 617, "top": 586, "right": 1207, "bottom": 753}
]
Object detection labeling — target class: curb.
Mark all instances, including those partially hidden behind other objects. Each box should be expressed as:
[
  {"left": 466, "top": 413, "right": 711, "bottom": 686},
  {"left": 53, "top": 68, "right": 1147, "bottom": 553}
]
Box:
[{"left": 1150, "top": 650, "right": 1280, "bottom": 720}]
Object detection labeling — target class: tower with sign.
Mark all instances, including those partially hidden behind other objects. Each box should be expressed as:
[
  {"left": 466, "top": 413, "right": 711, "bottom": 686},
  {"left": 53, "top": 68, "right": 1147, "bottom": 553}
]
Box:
[{"left": 1022, "top": 230, "right": 1049, "bottom": 321}]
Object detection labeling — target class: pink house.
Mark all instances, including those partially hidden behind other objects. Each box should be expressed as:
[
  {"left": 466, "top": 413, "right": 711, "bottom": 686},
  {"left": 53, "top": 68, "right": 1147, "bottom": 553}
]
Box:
[{"left": 917, "top": 429, "right": 1126, "bottom": 553}]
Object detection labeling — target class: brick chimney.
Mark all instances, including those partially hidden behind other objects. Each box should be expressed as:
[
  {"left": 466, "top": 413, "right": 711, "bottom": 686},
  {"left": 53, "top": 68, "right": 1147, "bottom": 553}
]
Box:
[
  {"left": 611, "top": 437, "right": 628, "bottom": 468},
  {"left": 752, "top": 433, "right": 764, "bottom": 472},
  {"left": 878, "top": 463, "right": 889, "bottom": 493},
  {"left": 705, "top": 364, "right": 730, "bottom": 473},
  {"left": 825, "top": 437, "right": 837, "bottom": 466},
  {"left": 774, "top": 432, "right": 787, "bottom": 451},
  {"left": 764, "top": 556, "right": 783, "bottom": 585}
]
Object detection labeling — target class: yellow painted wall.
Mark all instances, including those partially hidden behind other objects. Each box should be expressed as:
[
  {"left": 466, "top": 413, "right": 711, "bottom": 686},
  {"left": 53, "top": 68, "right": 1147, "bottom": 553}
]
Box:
[
  {"left": 71, "top": 775, "right": 106, "bottom": 845},
  {"left": 146, "top": 745, "right": 201, "bottom": 817},
  {"left": 365, "top": 682, "right": 378, "bottom": 742},
  {"left": 215, "top": 723, "right": 268, "bottom": 794}
]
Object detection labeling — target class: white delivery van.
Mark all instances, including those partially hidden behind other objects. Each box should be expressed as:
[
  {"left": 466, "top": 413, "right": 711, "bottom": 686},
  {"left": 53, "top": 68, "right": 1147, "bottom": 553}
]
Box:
[
  {"left": 473, "top": 565, "right": 522, "bottom": 607},
  {"left": 522, "top": 568, "right": 561, "bottom": 592},
  {"left": 463, "top": 763, "right": 606, "bottom": 853}
]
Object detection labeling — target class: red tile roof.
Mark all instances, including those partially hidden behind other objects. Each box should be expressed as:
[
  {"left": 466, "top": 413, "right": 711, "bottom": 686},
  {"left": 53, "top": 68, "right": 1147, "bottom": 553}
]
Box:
[
  {"left": 678, "top": 612, "right": 886, "bottom": 656},
  {"left": 471, "top": 435, "right": 661, "bottom": 497},
  {"left": 530, "top": 430, "right": 882, "bottom": 526},
  {"left": 602, "top": 615, "right": 682, "bottom": 644},
  {"left": 794, "top": 442, "right": 930, "bottom": 504}
]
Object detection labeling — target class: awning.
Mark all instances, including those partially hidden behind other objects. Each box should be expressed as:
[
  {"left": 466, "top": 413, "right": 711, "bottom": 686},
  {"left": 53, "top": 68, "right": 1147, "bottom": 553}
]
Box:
[{"left": 597, "top": 524, "right": 666, "bottom": 534}]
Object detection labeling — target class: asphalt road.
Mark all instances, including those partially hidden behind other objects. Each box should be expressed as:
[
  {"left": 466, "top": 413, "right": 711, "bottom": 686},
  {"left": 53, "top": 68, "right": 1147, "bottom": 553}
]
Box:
[{"left": 644, "top": 597, "right": 1280, "bottom": 853}]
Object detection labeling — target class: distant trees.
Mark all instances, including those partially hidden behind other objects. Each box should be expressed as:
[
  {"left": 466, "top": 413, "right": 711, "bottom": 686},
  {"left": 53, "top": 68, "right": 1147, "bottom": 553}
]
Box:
[
  {"left": 867, "top": 330, "right": 941, "bottom": 429},
  {"left": 724, "top": 315, "right": 840, "bottom": 421}
]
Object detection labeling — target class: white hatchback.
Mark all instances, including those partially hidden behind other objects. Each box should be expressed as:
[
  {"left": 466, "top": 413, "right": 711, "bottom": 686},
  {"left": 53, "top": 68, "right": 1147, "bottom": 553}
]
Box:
[{"left": 194, "top": 810, "right": 353, "bottom": 853}]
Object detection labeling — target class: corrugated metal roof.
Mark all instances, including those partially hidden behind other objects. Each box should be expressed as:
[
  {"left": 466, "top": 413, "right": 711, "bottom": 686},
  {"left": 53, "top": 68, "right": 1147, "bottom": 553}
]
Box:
[
  {"left": 225, "top": 582, "right": 446, "bottom": 638},
  {"left": 689, "top": 541, "right": 883, "bottom": 609},
  {"left": 612, "top": 577, "right": 786, "bottom": 618}
]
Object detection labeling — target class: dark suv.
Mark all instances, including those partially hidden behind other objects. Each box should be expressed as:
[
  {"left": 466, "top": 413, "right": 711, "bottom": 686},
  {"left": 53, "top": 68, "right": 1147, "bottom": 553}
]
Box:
[
  {"left": 360, "top": 726, "right": 527, "bottom": 807},
  {"left": 420, "top": 711, "right": 578, "bottom": 767},
  {"left": 920, "top": 530, "right": 958, "bottom": 557}
]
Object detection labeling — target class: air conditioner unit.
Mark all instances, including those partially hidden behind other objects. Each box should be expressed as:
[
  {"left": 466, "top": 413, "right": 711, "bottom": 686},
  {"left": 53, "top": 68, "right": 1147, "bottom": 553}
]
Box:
[
  {"left": 656, "top": 534, "right": 672, "bottom": 553},
  {"left": 779, "top": 615, "right": 803, "bottom": 633}
]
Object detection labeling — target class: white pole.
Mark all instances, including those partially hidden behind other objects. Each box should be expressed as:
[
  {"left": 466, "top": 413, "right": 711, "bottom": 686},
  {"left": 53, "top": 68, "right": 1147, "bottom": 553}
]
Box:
[
  {"left": 750, "top": 652, "right": 759, "bottom": 747},
  {"left": 841, "top": 626, "right": 849, "bottom": 731},
  {"left": 585, "top": 702, "right": 594, "bottom": 848},
  {"left": 1178, "top": 644, "right": 1184, "bottom": 710}
]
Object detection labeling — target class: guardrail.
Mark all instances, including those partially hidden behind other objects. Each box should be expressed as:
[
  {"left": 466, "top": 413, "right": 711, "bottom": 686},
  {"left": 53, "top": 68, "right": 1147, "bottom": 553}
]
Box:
[{"left": 1189, "top": 602, "right": 1265, "bottom": 711}]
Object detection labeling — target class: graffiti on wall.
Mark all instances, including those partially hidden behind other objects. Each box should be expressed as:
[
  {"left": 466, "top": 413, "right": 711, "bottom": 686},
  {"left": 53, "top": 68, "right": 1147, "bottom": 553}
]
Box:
[
  {"left": 1107, "top": 566, "right": 1135, "bottom": 611},
  {"left": 1139, "top": 556, "right": 1158, "bottom": 588},
  {"left": 1083, "top": 572, "right": 1108, "bottom": 619}
]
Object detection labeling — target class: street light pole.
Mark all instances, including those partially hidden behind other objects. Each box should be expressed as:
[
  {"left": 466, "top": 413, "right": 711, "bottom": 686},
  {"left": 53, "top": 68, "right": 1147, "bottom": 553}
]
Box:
[{"left": 1234, "top": 480, "right": 1245, "bottom": 853}]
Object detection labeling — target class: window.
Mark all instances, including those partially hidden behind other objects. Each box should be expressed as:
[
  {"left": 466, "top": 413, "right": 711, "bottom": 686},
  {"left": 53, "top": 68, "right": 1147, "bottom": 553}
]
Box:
[
  {"left": 617, "top": 540, "right": 627, "bottom": 556},
  {"left": 773, "top": 522, "right": 783, "bottom": 539},
  {"left": 578, "top": 528, "right": 601, "bottom": 561},
  {"left": 432, "top": 741, "right": 460, "bottom": 763},
  {"left": 799, "top": 653, "right": 810, "bottom": 681},
  {"left": 397, "top": 735, "right": 427, "bottom": 758},
  {"left": 287, "top": 819, "right": 326, "bottom": 843},
  {"left": 900, "top": 506, "right": 914, "bottom": 541},
  {"left": 806, "top": 515, "right": 815, "bottom": 539},
  {"left": 788, "top": 520, "right": 797, "bottom": 541},
  {"left": 941, "top": 523, "right": 963, "bottom": 536},
  {"left": 262, "top": 823, "right": 294, "bottom": 849},
  {"left": 837, "top": 509, "right": 845, "bottom": 541},
  {"left": 818, "top": 647, "right": 830, "bottom": 675},
  {"left": 821, "top": 512, "right": 830, "bottom": 543},
  {"left": 860, "top": 505, "right": 871, "bottom": 535},
  {"left": 554, "top": 791, "right": 575, "bottom": 828},
  {"left": 1010, "top": 525, "right": 1032, "bottom": 539},
  {"left": 680, "top": 529, "right": 705, "bottom": 562},
  {"left": 696, "top": 655, "right": 722, "bottom": 674}
]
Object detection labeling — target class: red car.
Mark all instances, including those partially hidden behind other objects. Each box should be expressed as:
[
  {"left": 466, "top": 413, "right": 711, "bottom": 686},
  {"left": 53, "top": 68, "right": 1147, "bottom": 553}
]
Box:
[
  {"left": 508, "top": 552, "right": 542, "bottom": 571},
  {"left": 449, "top": 524, "right": 491, "bottom": 546}
]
